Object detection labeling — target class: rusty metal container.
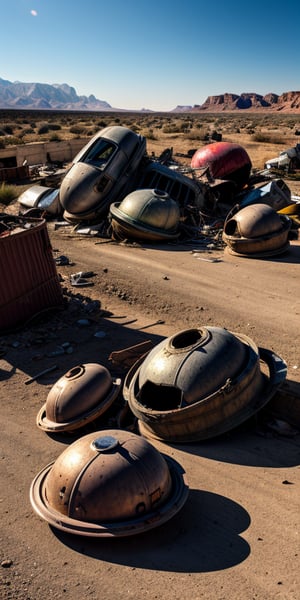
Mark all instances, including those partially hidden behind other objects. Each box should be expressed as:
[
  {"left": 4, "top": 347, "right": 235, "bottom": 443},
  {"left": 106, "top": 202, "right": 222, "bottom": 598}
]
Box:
[
  {"left": 222, "top": 203, "right": 291, "bottom": 257},
  {"left": 125, "top": 326, "right": 287, "bottom": 443},
  {"left": 0, "top": 215, "right": 63, "bottom": 332},
  {"left": 37, "top": 363, "right": 122, "bottom": 432},
  {"left": 30, "top": 429, "right": 189, "bottom": 537}
]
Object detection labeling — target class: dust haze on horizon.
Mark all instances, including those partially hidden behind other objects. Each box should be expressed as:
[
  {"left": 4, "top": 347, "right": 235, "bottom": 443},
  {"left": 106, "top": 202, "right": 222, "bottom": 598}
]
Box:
[{"left": 1, "top": 0, "right": 299, "bottom": 112}]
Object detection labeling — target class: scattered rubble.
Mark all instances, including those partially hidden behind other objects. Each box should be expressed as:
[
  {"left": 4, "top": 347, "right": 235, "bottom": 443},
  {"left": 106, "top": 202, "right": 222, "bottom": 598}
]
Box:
[
  {"left": 265, "top": 143, "right": 300, "bottom": 172},
  {"left": 1, "top": 125, "right": 300, "bottom": 545}
]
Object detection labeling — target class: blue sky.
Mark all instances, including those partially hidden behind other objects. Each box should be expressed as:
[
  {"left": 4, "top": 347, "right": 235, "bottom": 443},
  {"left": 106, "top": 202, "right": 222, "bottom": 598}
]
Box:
[{"left": 1, "top": 0, "right": 300, "bottom": 111}]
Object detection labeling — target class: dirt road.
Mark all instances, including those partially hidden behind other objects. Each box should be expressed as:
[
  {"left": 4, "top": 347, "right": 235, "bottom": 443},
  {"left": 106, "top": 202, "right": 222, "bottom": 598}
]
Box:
[
  {"left": 1, "top": 224, "right": 299, "bottom": 600},
  {"left": 53, "top": 229, "right": 300, "bottom": 368}
]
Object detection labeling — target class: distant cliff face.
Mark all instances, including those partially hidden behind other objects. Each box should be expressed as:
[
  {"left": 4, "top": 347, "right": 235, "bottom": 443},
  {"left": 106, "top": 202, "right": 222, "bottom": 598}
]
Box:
[
  {"left": 0, "top": 78, "right": 113, "bottom": 110},
  {"left": 187, "top": 91, "right": 300, "bottom": 112},
  {"left": 277, "top": 91, "right": 300, "bottom": 109},
  {"left": 173, "top": 91, "right": 300, "bottom": 113}
]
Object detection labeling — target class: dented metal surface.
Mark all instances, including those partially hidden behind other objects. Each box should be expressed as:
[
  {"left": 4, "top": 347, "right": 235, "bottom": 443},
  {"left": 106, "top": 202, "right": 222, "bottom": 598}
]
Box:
[
  {"left": 30, "top": 429, "right": 189, "bottom": 537},
  {"left": 223, "top": 203, "right": 291, "bottom": 257},
  {"left": 37, "top": 363, "right": 122, "bottom": 432},
  {"left": 110, "top": 188, "right": 181, "bottom": 242},
  {"left": 18, "top": 185, "right": 62, "bottom": 217},
  {"left": 125, "top": 326, "right": 287, "bottom": 443}
]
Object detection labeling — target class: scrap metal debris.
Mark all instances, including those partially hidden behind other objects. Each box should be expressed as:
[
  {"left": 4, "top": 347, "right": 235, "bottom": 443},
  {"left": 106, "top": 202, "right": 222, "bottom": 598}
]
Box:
[
  {"left": 55, "top": 254, "right": 73, "bottom": 266},
  {"left": 70, "top": 271, "right": 96, "bottom": 287},
  {"left": 194, "top": 256, "right": 222, "bottom": 263},
  {"left": 24, "top": 364, "right": 58, "bottom": 385},
  {"left": 109, "top": 340, "right": 154, "bottom": 368},
  {"left": 265, "top": 143, "right": 300, "bottom": 172},
  {"left": 13, "top": 125, "right": 299, "bottom": 249}
]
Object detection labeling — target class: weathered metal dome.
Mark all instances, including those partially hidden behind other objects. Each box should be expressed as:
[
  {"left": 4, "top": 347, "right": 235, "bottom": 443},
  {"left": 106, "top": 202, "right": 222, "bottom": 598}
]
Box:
[
  {"left": 223, "top": 203, "right": 291, "bottom": 257},
  {"left": 109, "top": 188, "right": 180, "bottom": 242},
  {"left": 37, "top": 363, "right": 122, "bottom": 432},
  {"left": 125, "top": 326, "right": 287, "bottom": 443},
  {"left": 30, "top": 429, "right": 189, "bottom": 537}
]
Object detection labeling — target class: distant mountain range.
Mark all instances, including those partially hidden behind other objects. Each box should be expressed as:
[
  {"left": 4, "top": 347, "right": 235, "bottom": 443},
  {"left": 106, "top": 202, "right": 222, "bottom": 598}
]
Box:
[
  {"left": 173, "top": 91, "right": 300, "bottom": 113},
  {"left": 0, "top": 78, "right": 113, "bottom": 111},
  {"left": 1, "top": 78, "right": 300, "bottom": 113}
]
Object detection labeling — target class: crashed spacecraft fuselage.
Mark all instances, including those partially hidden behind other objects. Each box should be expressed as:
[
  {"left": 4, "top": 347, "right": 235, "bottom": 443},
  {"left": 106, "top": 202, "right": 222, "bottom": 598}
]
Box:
[{"left": 60, "top": 126, "right": 146, "bottom": 222}]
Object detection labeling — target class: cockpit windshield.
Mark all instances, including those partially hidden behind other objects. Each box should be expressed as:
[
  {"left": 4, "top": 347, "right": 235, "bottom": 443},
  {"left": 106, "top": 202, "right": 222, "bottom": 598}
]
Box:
[{"left": 83, "top": 139, "right": 116, "bottom": 168}]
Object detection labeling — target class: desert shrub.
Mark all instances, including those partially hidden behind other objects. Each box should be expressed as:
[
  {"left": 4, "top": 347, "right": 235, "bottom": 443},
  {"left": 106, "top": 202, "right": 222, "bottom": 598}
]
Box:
[
  {"left": 162, "top": 124, "right": 180, "bottom": 134},
  {"left": 0, "top": 182, "right": 19, "bottom": 205},
  {"left": 251, "top": 132, "right": 285, "bottom": 144},
  {"left": 0, "top": 139, "right": 5, "bottom": 148},
  {"left": 127, "top": 123, "right": 139, "bottom": 132},
  {"left": 3, "top": 124, "right": 14, "bottom": 135},
  {"left": 22, "top": 128, "right": 35, "bottom": 135},
  {"left": 85, "top": 129, "right": 96, "bottom": 136},
  {"left": 286, "top": 119, "right": 296, "bottom": 128},
  {"left": 141, "top": 128, "right": 157, "bottom": 140},
  {"left": 97, "top": 120, "right": 107, "bottom": 128},
  {"left": 162, "top": 119, "right": 192, "bottom": 134},
  {"left": 4, "top": 136, "right": 23, "bottom": 146},
  {"left": 69, "top": 125, "right": 86, "bottom": 135},
  {"left": 146, "top": 119, "right": 159, "bottom": 128},
  {"left": 186, "top": 128, "right": 207, "bottom": 141},
  {"left": 49, "top": 133, "right": 61, "bottom": 142},
  {"left": 48, "top": 123, "right": 61, "bottom": 131},
  {"left": 214, "top": 118, "right": 225, "bottom": 127},
  {"left": 59, "top": 116, "right": 72, "bottom": 125},
  {"left": 38, "top": 124, "right": 49, "bottom": 134}
]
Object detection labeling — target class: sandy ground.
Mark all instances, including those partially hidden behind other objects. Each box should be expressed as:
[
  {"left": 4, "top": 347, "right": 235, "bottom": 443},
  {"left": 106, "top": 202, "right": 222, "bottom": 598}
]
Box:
[{"left": 1, "top": 213, "right": 300, "bottom": 600}]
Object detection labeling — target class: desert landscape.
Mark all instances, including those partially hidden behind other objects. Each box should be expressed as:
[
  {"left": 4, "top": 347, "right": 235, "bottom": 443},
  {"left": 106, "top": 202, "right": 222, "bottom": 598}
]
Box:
[{"left": 0, "top": 111, "right": 299, "bottom": 600}]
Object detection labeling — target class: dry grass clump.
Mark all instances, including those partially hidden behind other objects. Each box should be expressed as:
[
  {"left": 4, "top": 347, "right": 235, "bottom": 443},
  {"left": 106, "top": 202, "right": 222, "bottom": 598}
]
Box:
[{"left": 0, "top": 182, "right": 20, "bottom": 205}]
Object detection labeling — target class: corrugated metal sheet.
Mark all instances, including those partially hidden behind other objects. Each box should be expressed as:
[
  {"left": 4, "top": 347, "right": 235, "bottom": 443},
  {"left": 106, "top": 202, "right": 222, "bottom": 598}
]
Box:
[{"left": 0, "top": 217, "right": 63, "bottom": 332}]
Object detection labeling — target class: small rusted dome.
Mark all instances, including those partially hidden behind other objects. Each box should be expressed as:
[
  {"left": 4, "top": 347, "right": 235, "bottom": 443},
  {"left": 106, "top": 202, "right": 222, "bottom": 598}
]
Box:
[
  {"left": 37, "top": 363, "right": 121, "bottom": 432},
  {"left": 223, "top": 204, "right": 291, "bottom": 257},
  {"left": 30, "top": 429, "right": 189, "bottom": 537},
  {"left": 125, "top": 326, "right": 287, "bottom": 442},
  {"left": 109, "top": 189, "right": 180, "bottom": 241}
]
